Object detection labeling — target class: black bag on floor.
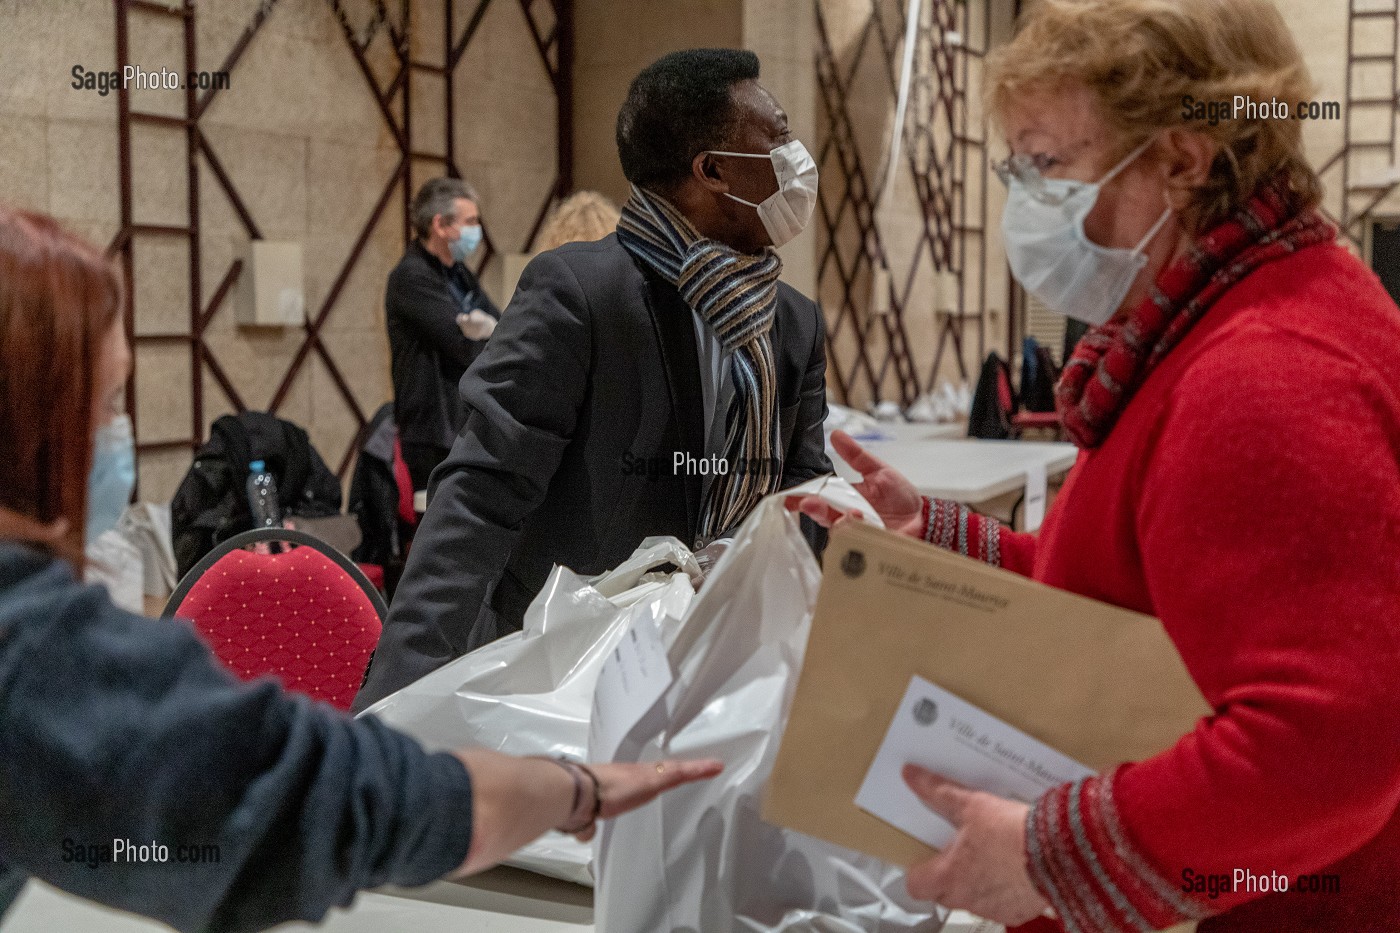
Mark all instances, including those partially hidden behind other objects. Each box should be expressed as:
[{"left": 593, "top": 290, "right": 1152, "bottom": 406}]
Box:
[
  {"left": 171, "top": 412, "right": 343, "bottom": 579},
  {"left": 348, "top": 402, "right": 405, "bottom": 567},
  {"left": 968, "top": 352, "right": 1015, "bottom": 439}
]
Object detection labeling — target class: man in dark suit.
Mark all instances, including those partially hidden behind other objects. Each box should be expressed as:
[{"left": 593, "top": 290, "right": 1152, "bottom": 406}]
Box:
[
  {"left": 387, "top": 177, "right": 501, "bottom": 492},
  {"left": 355, "top": 49, "right": 831, "bottom": 709}
]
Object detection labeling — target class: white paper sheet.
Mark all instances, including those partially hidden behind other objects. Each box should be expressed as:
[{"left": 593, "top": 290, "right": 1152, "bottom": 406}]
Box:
[
  {"left": 1023, "top": 461, "right": 1047, "bottom": 532},
  {"left": 590, "top": 619, "right": 673, "bottom": 761},
  {"left": 855, "top": 675, "right": 1093, "bottom": 849}
]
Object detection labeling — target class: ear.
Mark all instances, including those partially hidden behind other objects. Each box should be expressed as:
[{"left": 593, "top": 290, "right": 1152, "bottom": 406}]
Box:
[
  {"left": 1158, "top": 128, "right": 1217, "bottom": 210},
  {"left": 692, "top": 150, "right": 728, "bottom": 195}
]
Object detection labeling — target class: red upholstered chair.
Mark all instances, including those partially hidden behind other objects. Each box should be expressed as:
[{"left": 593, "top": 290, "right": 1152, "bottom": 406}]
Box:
[
  {"left": 163, "top": 528, "right": 388, "bottom": 710},
  {"left": 997, "top": 359, "right": 1064, "bottom": 438}
]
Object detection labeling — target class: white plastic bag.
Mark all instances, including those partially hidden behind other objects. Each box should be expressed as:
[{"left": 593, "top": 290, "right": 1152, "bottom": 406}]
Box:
[
  {"left": 85, "top": 528, "right": 144, "bottom": 615},
  {"left": 359, "top": 537, "right": 698, "bottom": 884},
  {"left": 591, "top": 476, "right": 942, "bottom": 932},
  {"left": 121, "top": 502, "right": 178, "bottom": 598}
]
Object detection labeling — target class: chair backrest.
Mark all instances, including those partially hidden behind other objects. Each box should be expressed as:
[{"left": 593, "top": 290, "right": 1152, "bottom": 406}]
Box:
[{"left": 163, "top": 528, "right": 387, "bottom": 710}]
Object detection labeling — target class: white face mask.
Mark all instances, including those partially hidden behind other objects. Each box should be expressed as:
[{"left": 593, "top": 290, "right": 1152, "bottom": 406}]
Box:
[
  {"left": 1000, "top": 138, "right": 1172, "bottom": 327},
  {"left": 708, "top": 140, "right": 819, "bottom": 248}
]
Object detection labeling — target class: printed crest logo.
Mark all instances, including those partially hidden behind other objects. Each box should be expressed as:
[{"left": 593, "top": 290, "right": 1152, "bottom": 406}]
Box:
[
  {"left": 840, "top": 549, "right": 865, "bottom": 578},
  {"left": 913, "top": 698, "right": 938, "bottom": 726}
]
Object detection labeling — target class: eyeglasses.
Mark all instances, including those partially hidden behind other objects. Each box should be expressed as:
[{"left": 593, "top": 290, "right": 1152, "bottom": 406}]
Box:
[{"left": 990, "top": 152, "right": 1073, "bottom": 206}]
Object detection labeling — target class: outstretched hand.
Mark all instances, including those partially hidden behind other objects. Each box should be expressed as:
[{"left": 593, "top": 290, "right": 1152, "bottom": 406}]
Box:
[
  {"left": 788, "top": 430, "right": 925, "bottom": 537},
  {"left": 573, "top": 758, "right": 724, "bottom": 842}
]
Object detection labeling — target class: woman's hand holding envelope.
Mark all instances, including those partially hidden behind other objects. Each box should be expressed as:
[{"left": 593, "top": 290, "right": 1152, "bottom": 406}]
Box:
[
  {"left": 901, "top": 764, "right": 1052, "bottom": 927},
  {"left": 790, "top": 430, "right": 925, "bottom": 535}
]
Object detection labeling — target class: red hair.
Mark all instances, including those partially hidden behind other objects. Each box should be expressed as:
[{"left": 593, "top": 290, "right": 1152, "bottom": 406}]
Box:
[{"left": 0, "top": 207, "right": 123, "bottom": 565}]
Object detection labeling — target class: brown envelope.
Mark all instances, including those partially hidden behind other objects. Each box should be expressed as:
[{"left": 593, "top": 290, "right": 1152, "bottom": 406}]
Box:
[{"left": 763, "top": 520, "right": 1211, "bottom": 867}]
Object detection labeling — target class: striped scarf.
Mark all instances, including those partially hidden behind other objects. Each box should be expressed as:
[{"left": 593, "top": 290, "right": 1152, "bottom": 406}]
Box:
[
  {"left": 616, "top": 185, "right": 784, "bottom": 543},
  {"left": 1057, "top": 173, "right": 1335, "bottom": 448}
]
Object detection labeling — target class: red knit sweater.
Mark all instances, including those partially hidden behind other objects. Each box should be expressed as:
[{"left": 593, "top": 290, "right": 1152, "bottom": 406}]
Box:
[{"left": 929, "top": 242, "right": 1400, "bottom": 931}]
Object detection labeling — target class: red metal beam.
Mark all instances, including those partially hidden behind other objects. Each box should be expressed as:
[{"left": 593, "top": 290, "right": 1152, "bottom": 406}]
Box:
[
  {"left": 198, "top": 133, "right": 263, "bottom": 241},
  {"left": 184, "top": 0, "right": 204, "bottom": 451},
  {"left": 114, "top": 0, "right": 140, "bottom": 491},
  {"left": 195, "top": 0, "right": 281, "bottom": 120}
]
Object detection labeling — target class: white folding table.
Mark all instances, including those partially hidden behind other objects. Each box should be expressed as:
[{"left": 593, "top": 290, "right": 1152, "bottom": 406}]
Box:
[
  {"left": 830, "top": 433, "right": 1078, "bottom": 505},
  {"left": 5, "top": 873, "right": 1010, "bottom": 932},
  {"left": 3, "top": 867, "right": 594, "bottom": 933}
]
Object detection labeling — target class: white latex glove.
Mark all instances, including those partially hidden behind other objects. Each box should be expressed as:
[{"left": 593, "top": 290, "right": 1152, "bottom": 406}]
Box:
[{"left": 457, "top": 308, "right": 497, "bottom": 340}]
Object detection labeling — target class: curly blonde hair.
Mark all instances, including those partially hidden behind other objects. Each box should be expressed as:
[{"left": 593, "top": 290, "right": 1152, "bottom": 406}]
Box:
[
  {"left": 535, "top": 190, "right": 622, "bottom": 252},
  {"left": 987, "top": 0, "right": 1322, "bottom": 233}
]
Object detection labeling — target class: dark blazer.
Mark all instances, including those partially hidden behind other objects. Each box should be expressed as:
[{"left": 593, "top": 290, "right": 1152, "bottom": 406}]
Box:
[
  {"left": 386, "top": 240, "right": 500, "bottom": 449},
  {"left": 354, "top": 234, "right": 832, "bottom": 709}
]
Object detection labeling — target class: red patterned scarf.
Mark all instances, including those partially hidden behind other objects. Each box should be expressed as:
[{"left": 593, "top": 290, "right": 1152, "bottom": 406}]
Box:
[{"left": 1056, "top": 174, "right": 1335, "bottom": 448}]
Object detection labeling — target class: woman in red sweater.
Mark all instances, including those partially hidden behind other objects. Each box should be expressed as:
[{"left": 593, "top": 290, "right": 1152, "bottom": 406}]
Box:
[{"left": 801, "top": 1, "right": 1400, "bottom": 930}]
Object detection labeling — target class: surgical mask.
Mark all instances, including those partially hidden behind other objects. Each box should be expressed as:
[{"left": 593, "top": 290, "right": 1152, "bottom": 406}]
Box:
[
  {"left": 709, "top": 140, "right": 819, "bottom": 248},
  {"left": 999, "top": 138, "right": 1172, "bottom": 327},
  {"left": 450, "top": 223, "right": 482, "bottom": 263},
  {"left": 87, "top": 414, "right": 135, "bottom": 545}
]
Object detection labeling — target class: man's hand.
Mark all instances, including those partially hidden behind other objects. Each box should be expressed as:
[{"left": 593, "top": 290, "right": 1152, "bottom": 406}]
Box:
[
  {"left": 457, "top": 309, "right": 497, "bottom": 340},
  {"left": 789, "top": 430, "right": 924, "bottom": 536},
  {"left": 902, "top": 765, "right": 1051, "bottom": 925}
]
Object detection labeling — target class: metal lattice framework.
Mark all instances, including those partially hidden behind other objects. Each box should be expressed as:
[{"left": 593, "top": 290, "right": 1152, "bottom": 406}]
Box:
[
  {"left": 1318, "top": 0, "right": 1400, "bottom": 249},
  {"left": 109, "top": 0, "right": 572, "bottom": 492},
  {"left": 814, "top": 0, "right": 990, "bottom": 408}
]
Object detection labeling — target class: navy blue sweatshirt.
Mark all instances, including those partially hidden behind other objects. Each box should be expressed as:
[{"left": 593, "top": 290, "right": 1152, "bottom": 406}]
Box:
[{"left": 0, "top": 543, "right": 473, "bottom": 932}]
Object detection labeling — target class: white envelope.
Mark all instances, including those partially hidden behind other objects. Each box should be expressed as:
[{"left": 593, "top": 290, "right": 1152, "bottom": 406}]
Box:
[{"left": 856, "top": 674, "right": 1094, "bottom": 849}]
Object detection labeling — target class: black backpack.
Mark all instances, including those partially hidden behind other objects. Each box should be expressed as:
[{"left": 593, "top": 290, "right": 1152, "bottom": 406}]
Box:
[{"left": 171, "top": 412, "right": 343, "bottom": 579}]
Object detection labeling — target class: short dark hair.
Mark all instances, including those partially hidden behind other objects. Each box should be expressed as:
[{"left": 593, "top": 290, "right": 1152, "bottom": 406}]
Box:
[
  {"left": 410, "top": 176, "right": 478, "bottom": 240},
  {"left": 616, "top": 48, "right": 761, "bottom": 192}
]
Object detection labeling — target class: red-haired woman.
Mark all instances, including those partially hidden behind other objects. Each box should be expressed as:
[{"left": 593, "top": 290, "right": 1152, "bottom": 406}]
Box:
[{"left": 0, "top": 207, "right": 719, "bottom": 932}]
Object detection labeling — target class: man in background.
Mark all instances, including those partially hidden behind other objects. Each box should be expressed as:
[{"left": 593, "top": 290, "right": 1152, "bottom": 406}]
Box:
[
  {"left": 388, "top": 177, "right": 501, "bottom": 492},
  {"left": 357, "top": 49, "right": 831, "bottom": 709}
]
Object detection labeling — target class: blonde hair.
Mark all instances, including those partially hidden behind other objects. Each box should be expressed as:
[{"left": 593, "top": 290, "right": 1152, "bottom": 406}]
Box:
[
  {"left": 988, "top": 0, "right": 1322, "bottom": 232},
  {"left": 535, "top": 190, "right": 621, "bottom": 252}
]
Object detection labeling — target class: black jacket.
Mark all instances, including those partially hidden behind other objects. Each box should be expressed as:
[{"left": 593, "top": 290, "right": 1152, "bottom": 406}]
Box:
[
  {"left": 386, "top": 240, "right": 500, "bottom": 449},
  {"left": 355, "top": 235, "right": 832, "bottom": 708}
]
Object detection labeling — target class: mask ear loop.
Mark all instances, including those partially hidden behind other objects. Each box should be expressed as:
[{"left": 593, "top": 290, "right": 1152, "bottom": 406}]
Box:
[
  {"left": 1133, "top": 203, "right": 1174, "bottom": 254},
  {"left": 707, "top": 149, "right": 780, "bottom": 209},
  {"left": 1097, "top": 137, "right": 1156, "bottom": 187},
  {"left": 1103, "top": 138, "right": 1173, "bottom": 255}
]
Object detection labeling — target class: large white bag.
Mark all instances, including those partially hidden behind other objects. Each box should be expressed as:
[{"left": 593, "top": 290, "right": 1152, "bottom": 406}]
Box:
[
  {"left": 591, "top": 477, "right": 942, "bottom": 932},
  {"left": 359, "top": 537, "right": 698, "bottom": 884}
]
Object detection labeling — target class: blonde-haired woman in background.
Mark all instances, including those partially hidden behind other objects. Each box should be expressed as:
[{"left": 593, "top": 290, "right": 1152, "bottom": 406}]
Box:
[
  {"left": 799, "top": 1, "right": 1400, "bottom": 930},
  {"left": 535, "top": 189, "right": 622, "bottom": 252}
]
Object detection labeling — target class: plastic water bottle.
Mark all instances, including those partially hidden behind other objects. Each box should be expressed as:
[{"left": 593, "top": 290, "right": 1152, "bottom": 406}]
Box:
[{"left": 246, "top": 460, "right": 283, "bottom": 530}]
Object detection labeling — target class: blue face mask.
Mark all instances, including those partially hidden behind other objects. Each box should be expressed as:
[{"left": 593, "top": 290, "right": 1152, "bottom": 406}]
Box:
[
  {"left": 450, "top": 223, "right": 482, "bottom": 263},
  {"left": 87, "top": 414, "right": 136, "bottom": 545}
]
